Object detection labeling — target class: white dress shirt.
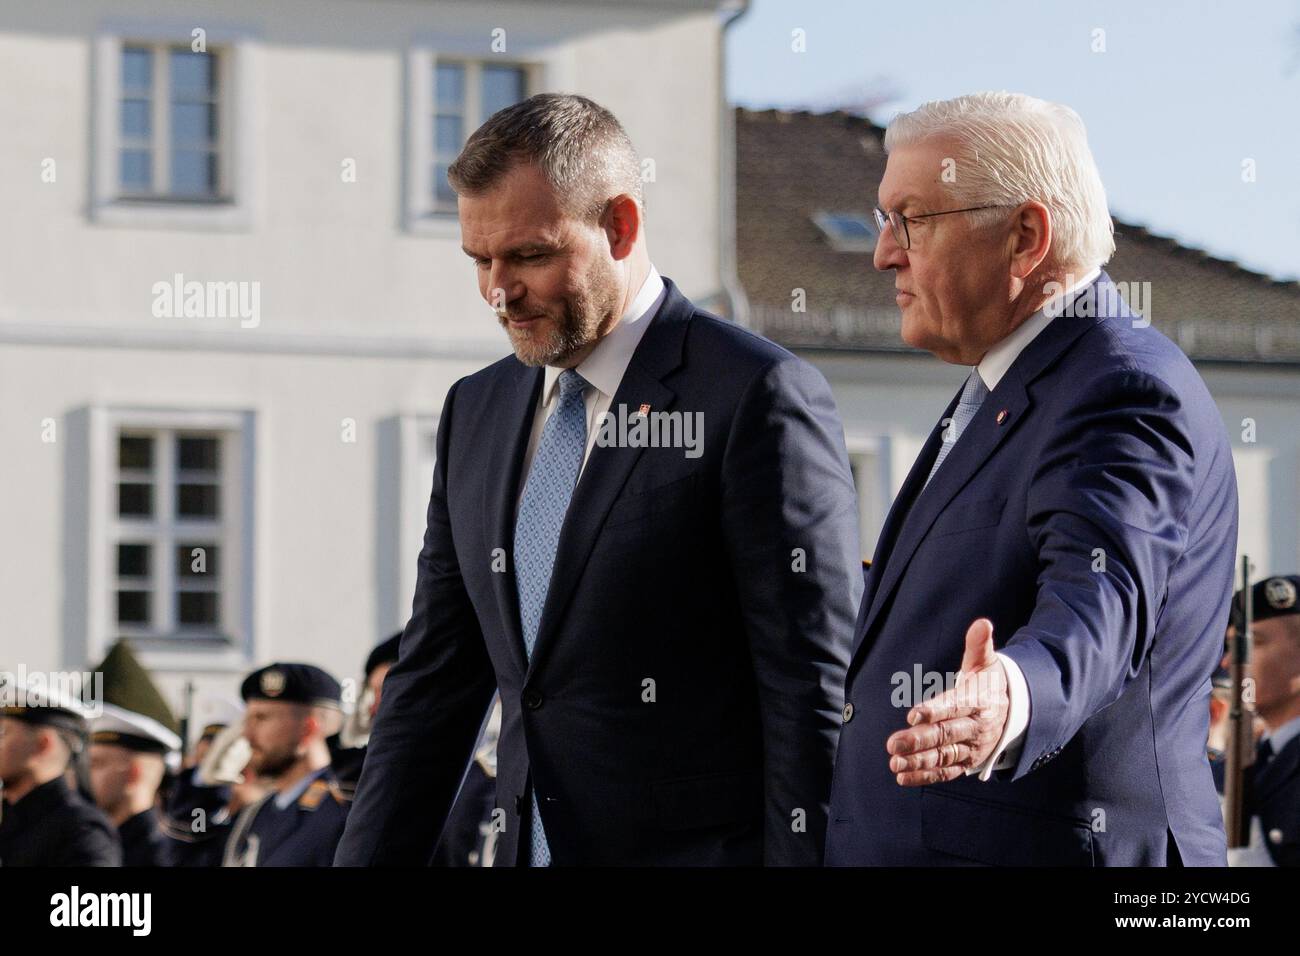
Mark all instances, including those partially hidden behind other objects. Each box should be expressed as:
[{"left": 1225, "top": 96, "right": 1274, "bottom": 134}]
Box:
[
  {"left": 516, "top": 266, "right": 666, "bottom": 508},
  {"left": 965, "top": 267, "right": 1101, "bottom": 781}
]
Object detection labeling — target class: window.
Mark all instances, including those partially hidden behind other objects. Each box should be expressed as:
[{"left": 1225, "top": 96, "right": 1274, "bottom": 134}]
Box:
[
  {"left": 92, "top": 30, "right": 257, "bottom": 230},
  {"left": 406, "top": 50, "right": 538, "bottom": 230},
  {"left": 431, "top": 60, "right": 528, "bottom": 208},
  {"left": 119, "top": 45, "right": 223, "bottom": 200},
  {"left": 813, "top": 212, "right": 878, "bottom": 253},
  {"left": 112, "top": 429, "right": 235, "bottom": 644}
]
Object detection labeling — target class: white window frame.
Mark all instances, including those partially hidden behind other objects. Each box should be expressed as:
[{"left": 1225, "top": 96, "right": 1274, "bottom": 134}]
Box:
[
  {"left": 397, "top": 413, "right": 440, "bottom": 628},
  {"left": 845, "top": 436, "right": 890, "bottom": 560},
  {"left": 117, "top": 42, "right": 225, "bottom": 201},
  {"left": 92, "top": 23, "right": 260, "bottom": 231},
  {"left": 88, "top": 407, "right": 258, "bottom": 672},
  {"left": 404, "top": 47, "right": 543, "bottom": 236}
]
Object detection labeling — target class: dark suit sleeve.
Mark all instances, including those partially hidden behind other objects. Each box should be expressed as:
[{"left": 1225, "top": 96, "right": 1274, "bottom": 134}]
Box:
[
  {"left": 334, "top": 379, "right": 498, "bottom": 865},
  {"left": 1000, "top": 368, "right": 1199, "bottom": 779},
  {"left": 719, "top": 356, "right": 861, "bottom": 865}
]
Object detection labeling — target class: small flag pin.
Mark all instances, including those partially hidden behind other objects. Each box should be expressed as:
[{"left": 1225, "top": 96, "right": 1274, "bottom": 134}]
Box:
[{"left": 996, "top": 409, "right": 1008, "bottom": 425}]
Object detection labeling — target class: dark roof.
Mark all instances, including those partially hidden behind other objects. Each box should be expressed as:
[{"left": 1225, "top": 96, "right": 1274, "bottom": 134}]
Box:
[{"left": 735, "top": 107, "right": 1300, "bottom": 363}]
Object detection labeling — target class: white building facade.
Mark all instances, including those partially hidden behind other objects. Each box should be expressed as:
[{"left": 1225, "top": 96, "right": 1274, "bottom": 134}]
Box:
[{"left": 1, "top": 0, "right": 732, "bottom": 711}]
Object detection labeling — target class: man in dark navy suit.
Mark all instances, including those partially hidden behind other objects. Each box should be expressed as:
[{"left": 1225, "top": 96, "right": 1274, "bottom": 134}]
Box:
[
  {"left": 826, "top": 92, "right": 1238, "bottom": 866},
  {"left": 336, "top": 94, "right": 861, "bottom": 866}
]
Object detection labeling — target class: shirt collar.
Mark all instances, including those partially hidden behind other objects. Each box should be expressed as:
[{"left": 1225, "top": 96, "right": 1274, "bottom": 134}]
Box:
[
  {"left": 540, "top": 265, "right": 666, "bottom": 405},
  {"left": 274, "top": 766, "right": 330, "bottom": 810},
  {"left": 1264, "top": 713, "right": 1300, "bottom": 755},
  {"left": 977, "top": 267, "right": 1101, "bottom": 391}
]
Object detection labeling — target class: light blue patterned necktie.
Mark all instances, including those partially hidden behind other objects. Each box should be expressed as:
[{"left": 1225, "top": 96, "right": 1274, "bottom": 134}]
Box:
[
  {"left": 924, "top": 368, "right": 988, "bottom": 489},
  {"left": 513, "top": 367, "right": 589, "bottom": 867}
]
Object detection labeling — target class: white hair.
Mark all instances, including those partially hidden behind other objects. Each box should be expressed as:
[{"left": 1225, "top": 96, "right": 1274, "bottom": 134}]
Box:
[{"left": 884, "top": 91, "right": 1115, "bottom": 271}]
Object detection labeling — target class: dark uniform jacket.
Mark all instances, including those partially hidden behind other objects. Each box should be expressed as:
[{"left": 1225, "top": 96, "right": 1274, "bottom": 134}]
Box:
[
  {"left": 0, "top": 777, "right": 121, "bottom": 866},
  {"left": 225, "top": 768, "right": 350, "bottom": 867},
  {"left": 1249, "top": 733, "right": 1300, "bottom": 866},
  {"left": 159, "top": 766, "right": 235, "bottom": 867},
  {"left": 1215, "top": 731, "right": 1300, "bottom": 866},
  {"left": 118, "top": 808, "right": 168, "bottom": 867}
]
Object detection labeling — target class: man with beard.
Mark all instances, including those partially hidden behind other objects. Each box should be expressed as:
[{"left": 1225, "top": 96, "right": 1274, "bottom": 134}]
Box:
[
  {"left": 223, "top": 664, "right": 350, "bottom": 867},
  {"left": 336, "top": 93, "right": 861, "bottom": 866}
]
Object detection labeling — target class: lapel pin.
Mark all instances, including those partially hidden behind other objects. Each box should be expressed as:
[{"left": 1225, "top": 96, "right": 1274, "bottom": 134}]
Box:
[
  {"left": 996, "top": 409, "right": 1008, "bottom": 425},
  {"left": 638, "top": 403, "right": 651, "bottom": 417}
]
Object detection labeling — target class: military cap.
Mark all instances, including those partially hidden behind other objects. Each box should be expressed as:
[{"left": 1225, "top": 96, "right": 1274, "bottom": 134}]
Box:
[
  {"left": 88, "top": 641, "right": 181, "bottom": 755},
  {"left": 1230, "top": 575, "right": 1300, "bottom": 633},
  {"left": 0, "top": 674, "right": 92, "bottom": 735},
  {"left": 364, "top": 632, "right": 403, "bottom": 678},
  {"left": 240, "top": 663, "right": 342, "bottom": 708}
]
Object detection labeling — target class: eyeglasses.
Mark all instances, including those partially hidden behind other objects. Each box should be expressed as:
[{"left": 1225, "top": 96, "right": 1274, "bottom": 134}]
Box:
[{"left": 872, "top": 205, "right": 1010, "bottom": 251}]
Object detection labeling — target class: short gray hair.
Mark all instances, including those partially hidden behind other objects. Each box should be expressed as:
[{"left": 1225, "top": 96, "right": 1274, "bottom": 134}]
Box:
[
  {"left": 447, "top": 92, "right": 643, "bottom": 220},
  {"left": 884, "top": 91, "right": 1115, "bottom": 271}
]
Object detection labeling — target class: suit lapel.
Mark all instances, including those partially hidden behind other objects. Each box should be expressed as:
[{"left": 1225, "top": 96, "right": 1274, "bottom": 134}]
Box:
[
  {"left": 849, "top": 397, "right": 956, "bottom": 661},
  {"left": 524, "top": 280, "right": 690, "bottom": 677},
  {"left": 849, "top": 273, "right": 1114, "bottom": 671},
  {"left": 852, "top": 374, "right": 1030, "bottom": 668},
  {"left": 483, "top": 363, "right": 543, "bottom": 678}
]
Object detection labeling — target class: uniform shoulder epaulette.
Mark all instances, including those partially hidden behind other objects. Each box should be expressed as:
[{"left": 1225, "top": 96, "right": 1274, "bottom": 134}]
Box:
[{"left": 298, "top": 778, "right": 350, "bottom": 810}]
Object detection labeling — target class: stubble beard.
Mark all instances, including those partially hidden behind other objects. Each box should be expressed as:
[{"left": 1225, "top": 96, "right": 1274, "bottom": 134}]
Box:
[
  {"left": 500, "top": 261, "right": 621, "bottom": 368},
  {"left": 248, "top": 743, "right": 297, "bottom": 780}
]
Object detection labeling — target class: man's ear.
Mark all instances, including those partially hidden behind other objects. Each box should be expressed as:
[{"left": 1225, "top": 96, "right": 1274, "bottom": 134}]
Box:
[
  {"left": 1008, "top": 200, "right": 1052, "bottom": 280},
  {"left": 34, "top": 726, "right": 58, "bottom": 759},
  {"left": 602, "top": 194, "right": 641, "bottom": 261}
]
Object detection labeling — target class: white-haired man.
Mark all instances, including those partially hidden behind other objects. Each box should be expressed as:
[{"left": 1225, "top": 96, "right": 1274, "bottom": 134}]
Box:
[{"left": 826, "top": 92, "right": 1238, "bottom": 866}]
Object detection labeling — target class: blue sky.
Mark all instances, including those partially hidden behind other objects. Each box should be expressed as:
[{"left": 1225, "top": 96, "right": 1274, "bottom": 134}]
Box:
[{"left": 727, "top": 0, "right": 1300, "bottom": 281}]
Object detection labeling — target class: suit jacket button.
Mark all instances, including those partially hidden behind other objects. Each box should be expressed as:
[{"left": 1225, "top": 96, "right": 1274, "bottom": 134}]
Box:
[
  {"left": 842, "top": 702, "right": 854, "bottom": 723},
  {"left": 524, "top": 689, "right": 543, "bottom": 710}
]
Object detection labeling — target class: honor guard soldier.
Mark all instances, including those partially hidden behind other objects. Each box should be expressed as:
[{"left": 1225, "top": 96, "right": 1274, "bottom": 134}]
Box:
[
  {"left": 1216, "top": 575, "right": 1300, "bottom": 866},
  {"left": 88, "top": 641, "right": 183, "bottom": 866},
  {"left": 0, "top": 677, "right": 121, "bottom": 866},
  {"left": 223, "top": 663, "right": 351, "bottom": 866}
]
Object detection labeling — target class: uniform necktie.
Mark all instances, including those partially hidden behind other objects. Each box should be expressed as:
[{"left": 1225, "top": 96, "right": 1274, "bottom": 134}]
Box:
[
  {"left": 512, "top": 368, "right": 589, "bottom": 867},
  {"left": 1257, "top": 737, "right": 1275, "bottom": 770}
]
